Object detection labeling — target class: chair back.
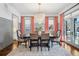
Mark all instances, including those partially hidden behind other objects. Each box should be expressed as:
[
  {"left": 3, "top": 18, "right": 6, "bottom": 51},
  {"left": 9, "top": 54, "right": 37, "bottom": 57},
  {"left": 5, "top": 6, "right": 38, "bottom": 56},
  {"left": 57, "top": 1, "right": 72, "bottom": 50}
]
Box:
[
  {"left": 41, "top": 31, "right": 45, "bottom": 33},
  {"left": 17, "top": 30, "right": 21, "bottom": 38},
  {"left": 30, "top": 32, "right": 38, "bottom": 40},
  {"left": 35, "top": 31, "right": 38, "bottom": 34},
  {"left": 41, "top": 33, "right": 49, "bottom": 40}
]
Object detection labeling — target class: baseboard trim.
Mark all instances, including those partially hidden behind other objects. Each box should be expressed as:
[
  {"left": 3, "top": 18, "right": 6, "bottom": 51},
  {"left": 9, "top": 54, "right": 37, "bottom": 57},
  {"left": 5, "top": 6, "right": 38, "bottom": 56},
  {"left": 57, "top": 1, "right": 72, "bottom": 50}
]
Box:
[{"left": 0, "top": 43, "right": 13, "bottom": 56}]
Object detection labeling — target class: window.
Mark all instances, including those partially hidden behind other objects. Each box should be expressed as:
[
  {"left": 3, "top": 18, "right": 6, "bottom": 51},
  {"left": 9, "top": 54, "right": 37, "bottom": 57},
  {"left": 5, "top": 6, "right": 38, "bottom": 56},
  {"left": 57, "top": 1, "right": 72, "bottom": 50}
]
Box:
[
  {"left": 48, "top": 16, "right": 54, "bottom": 36},
  {"left": 63, "top": 6, "right": 79, "bottom": 47},
  {"left": 74, "top": 17, "right": 79, "bottom": 45},
  {"left": 24, "top": 16, "right": 31, "bottom": 36},
  {"left": 64, "top": 15, "right": 79, "bottom": 46},
  {"left": 65, "top": 19, "right": 71, "bottom": 42}
]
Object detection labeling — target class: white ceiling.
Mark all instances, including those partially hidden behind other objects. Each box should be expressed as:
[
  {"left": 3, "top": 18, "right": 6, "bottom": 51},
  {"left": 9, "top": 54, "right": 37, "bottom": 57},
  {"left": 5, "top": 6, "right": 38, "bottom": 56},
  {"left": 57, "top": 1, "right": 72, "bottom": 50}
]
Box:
[{"left": 9, "top": 3, "right": 74, "bottom": 16}]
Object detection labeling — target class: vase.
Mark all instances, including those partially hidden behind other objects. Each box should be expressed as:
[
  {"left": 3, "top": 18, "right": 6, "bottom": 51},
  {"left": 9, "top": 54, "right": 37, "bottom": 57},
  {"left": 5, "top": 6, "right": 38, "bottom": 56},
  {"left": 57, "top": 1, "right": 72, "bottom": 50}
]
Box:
[{"left": 38, "top": 31, "right": 41, "bottom": 36}]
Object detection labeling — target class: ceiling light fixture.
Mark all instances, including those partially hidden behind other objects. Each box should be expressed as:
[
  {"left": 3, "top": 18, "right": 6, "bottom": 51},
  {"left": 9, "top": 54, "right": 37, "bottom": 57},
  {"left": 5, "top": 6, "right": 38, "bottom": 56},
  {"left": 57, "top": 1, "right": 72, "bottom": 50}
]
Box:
[{"left": 35, "top": 3, "right": 45, "bottom": 24}]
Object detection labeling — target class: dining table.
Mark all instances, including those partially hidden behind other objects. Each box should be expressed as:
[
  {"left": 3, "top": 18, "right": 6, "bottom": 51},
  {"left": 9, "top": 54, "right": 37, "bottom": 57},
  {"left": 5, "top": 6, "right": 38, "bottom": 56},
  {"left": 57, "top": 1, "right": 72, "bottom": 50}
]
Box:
[{"left": 23, "top": 32, "right": 58, "bottom": 48}]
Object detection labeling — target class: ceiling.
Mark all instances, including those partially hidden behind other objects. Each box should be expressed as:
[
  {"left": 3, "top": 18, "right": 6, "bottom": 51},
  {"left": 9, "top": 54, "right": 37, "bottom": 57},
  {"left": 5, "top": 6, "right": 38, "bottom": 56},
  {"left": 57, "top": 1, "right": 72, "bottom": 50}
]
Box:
[{"left": 9, "top": 3, "right": 74, "bottom": 16}]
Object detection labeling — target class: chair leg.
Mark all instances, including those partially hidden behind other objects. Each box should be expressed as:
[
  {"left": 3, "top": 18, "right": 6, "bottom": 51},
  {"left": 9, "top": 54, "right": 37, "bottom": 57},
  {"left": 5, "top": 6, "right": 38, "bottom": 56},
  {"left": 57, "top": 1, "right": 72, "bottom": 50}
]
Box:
[
  {"left": 59, "top": 42, "right": 61, "bottom": 46},
  {"left": 48, "top": 47, "right": 50, "bottom": 51},
  {"left": 51, "top": 41, "right": 53, "bottom": 47},
  {"left": 25, "top": 41, "right": 27, "bottom": 48},
  {"left": 41, "top": 47, "right": 42, "bottom": 51},
  {"left": 30, "top": 47, "right": 31, "bottom": 51},
  {"left": 37, "top": 46, "right": 39, "bottom": 51},
  {"left": 29, "top": 40, "right": 31, "bottom": 51},
  {"left": 18, "top": 42, "right": 19, "bottom": 47}
]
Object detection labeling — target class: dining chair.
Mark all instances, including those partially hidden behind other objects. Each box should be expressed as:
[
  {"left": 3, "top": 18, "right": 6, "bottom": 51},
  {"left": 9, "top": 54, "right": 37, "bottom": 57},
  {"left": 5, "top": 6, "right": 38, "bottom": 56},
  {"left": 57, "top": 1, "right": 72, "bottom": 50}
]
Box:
[
  {"left": 29, "top": 32, "right": 39, "bottom": 51},
  {"left": 55, "top": 31, "right": 61, "bottom": 45},
  {"left": 17, "top": 30, "right": 27, "bottom": 48},
  {"left": 51, "top": 31, "right": 60, "bottom": 46},
  {"left": 40, "top": 33, "right": 50, "bottom": 51}
]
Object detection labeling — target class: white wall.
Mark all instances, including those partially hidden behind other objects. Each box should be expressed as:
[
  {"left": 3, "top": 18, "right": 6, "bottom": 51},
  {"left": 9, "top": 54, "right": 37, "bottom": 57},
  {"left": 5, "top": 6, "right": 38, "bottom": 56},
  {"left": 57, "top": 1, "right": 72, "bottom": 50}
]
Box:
[
  {"left": 7, "top": 4, "right": 21, "bottom": 20},
  {"left": 0, "top": 3, "right": 20, "bottom": 50},
  {"left": 0, "top": 4, "right": 11, "bottom": 20},
  {"left": 13, "top": 15, "right": 19, "bottom": 40},
  {"left": 7, "top": 4, "right": 21, "bottom": 40},
  {"left": 0, "top": 3, "right": 20, "bottom": 20}
]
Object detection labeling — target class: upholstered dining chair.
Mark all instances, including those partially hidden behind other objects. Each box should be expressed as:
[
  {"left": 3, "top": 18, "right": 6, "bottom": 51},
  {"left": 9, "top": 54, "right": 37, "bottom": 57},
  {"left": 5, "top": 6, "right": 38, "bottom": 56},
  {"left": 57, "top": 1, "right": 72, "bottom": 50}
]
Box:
[
  {"left": 51, "top": 31, "right": 60, "bottom": 46},
  {"left": 17, "top": 30, "right": 27, "bottom": 48},
  {"left": 55, "top": 31, "right": 61, "bottom": 45},
  {"left": 29, "top": 32, "right": 39, "bottom": 51},
  {"left": 40, "top": 33, "right": 50, "bottom": 51}
]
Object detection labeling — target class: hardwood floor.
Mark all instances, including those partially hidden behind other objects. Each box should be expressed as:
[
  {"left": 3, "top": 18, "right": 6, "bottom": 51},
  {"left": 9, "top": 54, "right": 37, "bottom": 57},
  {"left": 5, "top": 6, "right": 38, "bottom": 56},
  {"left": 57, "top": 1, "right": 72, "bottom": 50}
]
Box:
[
  {"left": 0, "top": 40, "right": 18, "bottom": 56},
  {"left": 62, "top": 41, "right": 79, "bottom": 56},
  {"left": 13, "top": 40, "right": 18, "bottom": 49},
  {"left": 0, "top": 40, "right": 79, "bottom": 56}
]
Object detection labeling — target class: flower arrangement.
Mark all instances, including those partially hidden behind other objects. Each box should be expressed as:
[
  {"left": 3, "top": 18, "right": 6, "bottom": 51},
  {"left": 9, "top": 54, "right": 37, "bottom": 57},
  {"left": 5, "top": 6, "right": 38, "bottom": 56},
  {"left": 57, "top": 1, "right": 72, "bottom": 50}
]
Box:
[{"left": 36, "top": 23, "right": 42, "bottom": 32}]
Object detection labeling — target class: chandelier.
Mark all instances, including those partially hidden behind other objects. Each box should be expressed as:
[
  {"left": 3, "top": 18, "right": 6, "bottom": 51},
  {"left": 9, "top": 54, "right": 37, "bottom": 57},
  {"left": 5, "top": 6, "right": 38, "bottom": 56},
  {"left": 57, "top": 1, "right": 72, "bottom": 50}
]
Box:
[{"left": 35, "top": 3, "right": 45, "bottom": 23}]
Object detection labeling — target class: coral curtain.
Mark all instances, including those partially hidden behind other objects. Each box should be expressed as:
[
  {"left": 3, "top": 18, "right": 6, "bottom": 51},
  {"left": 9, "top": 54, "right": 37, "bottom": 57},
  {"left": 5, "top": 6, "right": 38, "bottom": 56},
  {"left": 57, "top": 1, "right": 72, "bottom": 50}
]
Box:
[
  {"left": 60, "top": 13, "right": 64, "bottom": 46},
  {"left": 54, "top": 16, "right": 58, "bottom": 36},
  {"left": 21, "top": 16, "right": 25, "bottom": 35},
  {"left": 31, "top": 16, "right": 34, "bottom": 32},
  {"left": 45, "top": 16, "right": 49, "bottom": 32}
]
